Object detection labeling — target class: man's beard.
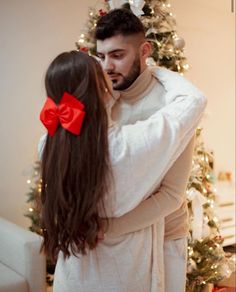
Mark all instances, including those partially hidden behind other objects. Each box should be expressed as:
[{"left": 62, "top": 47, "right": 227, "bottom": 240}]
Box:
[{"left": 110, "top": 57, "right": 141, "bottom": 91}]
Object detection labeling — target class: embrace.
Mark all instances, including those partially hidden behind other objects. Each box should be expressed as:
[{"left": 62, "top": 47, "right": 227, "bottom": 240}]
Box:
[{"left": 39, "top": 9, "right": 207, "bottom": 292}]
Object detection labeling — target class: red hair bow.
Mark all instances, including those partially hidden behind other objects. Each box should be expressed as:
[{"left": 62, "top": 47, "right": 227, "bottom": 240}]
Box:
[{"left": 40, "top": 92, "right": 86, "bottom": 136}]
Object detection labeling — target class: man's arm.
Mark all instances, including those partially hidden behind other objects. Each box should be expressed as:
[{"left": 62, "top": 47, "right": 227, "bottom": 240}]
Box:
[{"left": 104, "top": 136, "right": 194, "bottom": 237}]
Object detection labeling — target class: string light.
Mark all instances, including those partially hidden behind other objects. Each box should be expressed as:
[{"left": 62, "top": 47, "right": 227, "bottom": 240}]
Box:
[
  {"left": 183, "top": 64, "right": 190, "bottom": 70},
  {"left": 27, "top": 179, "right": 31, "bottom": 184}
]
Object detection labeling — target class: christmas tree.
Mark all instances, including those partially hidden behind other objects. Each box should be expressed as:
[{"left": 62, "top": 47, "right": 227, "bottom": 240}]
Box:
[
  {"left": 24, "top": 161, "right": 54, "bottom": 286},
  {"left": 24, "top": 161, "right": 42, "bottom": 235},
  {"left": 186, "top": 128, "right": 235, "bottom": 291}
]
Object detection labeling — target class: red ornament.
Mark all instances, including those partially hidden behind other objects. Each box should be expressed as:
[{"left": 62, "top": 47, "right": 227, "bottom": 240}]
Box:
[
  {"left": 80, "top": 47, "right": 89, "bottom": 53},
  {"left": 99, "top": 9, "right": 107, "bottom": 16}
]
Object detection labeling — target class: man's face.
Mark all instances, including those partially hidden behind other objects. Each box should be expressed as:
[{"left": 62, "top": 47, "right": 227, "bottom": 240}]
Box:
[{"left": 96, "top": 34, "right": 141, "bottom": 90}]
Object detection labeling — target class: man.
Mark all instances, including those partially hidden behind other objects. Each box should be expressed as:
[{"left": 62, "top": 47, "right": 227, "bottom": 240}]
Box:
[{"left": 95, "top": 8, "right": 199, "bottom": 291}]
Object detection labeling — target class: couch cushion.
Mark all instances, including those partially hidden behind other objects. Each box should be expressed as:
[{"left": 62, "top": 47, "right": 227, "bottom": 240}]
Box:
[{"left": 0, "top": 262, "right": 28, "bottom": 292}]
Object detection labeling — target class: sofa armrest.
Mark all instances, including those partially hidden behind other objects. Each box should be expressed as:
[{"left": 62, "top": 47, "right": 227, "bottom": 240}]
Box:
[{"left": 0, "top": 217, "right": 46, "bottom": 292}]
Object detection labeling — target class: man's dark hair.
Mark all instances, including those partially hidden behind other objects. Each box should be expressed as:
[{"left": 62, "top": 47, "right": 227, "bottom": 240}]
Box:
[{"left": 95, "top": 9, "right": 145, "bottom": 40}]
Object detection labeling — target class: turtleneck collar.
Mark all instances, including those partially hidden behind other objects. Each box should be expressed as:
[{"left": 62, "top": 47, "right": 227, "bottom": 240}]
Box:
[{"left": 113, "top": 67, "right": 155, "bottom": 104}]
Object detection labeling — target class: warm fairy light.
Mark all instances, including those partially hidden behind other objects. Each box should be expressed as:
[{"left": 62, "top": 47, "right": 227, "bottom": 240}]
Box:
[
  {"left": 29, "top": 207, "right": 33, "bottom": 212},
  {"left": 189, "top": 249, "right": 194, "bottom": 256},
  {"left": 81, "top": 34, "right": 85, "bottom": 37},
  {"left": 79, "top": 39, "right": 85, "bottom": 43},
  {"left": 183, "top": 64, "right": 190, "bottom": 70},
  {"left": 213, "top": 216, "right": 218, "bottom": 222},
  {"left": 27, "top": 179, "right": 31, "bottom": 184},
  {"left": 211, "top": 264, "right": 218, "bottom": 269},
  {"left": 89, "top": 12, "right": 93, "bottom": 16}
]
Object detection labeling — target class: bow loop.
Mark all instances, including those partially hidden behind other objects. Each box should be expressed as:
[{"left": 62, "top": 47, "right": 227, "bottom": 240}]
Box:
[
  {"left": 40, "top": 92, "right": 86, "bottom": 136},
  {"left": 108, "top": 0, "right": 145, "bottom": 16}
]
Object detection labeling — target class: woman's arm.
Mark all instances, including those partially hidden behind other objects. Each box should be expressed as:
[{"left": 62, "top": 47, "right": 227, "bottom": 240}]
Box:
[
  {"left": 109, "top": 84, "right": 206, "bottom": 216},
  {"left": 104, "top": 136, "right": 194, "bottom": 236}
]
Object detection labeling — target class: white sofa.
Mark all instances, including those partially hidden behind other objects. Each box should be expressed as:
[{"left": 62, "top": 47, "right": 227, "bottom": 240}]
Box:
[{"left": 0, "top": 217, "right": 46, "bottom": 292}]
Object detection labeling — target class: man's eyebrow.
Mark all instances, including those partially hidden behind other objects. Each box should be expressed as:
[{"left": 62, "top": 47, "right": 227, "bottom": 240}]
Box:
[{"left": 97, "top": 49, "right": 125, "bottom": 55}]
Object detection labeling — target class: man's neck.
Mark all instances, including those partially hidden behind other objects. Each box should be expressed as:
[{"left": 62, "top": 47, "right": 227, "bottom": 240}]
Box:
[{"left": 114, "top": 67, "right": 154, "bottom": 103}]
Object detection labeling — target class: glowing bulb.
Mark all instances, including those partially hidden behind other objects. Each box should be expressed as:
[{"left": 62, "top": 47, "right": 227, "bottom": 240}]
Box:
[
  {"left": 29, "top": 208, "right": 33, "bottom": 212},
  {"left": 183, "top": 64, "right": 190, "bottom": 70},
  {"left": 81, "top": 34, "right": 84, "bottom": 37},
  {"left": 79, "top": 39, "right": 85, "bottom": 43},
  {"left": 213, "top": 217, "right": 218, "bottom": 222},
  {"left": 27, "top": 179, "right": 31, "bottom": 184}
]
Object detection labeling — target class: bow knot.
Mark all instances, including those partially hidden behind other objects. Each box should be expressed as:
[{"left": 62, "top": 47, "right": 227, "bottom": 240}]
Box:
[{"left": 40, "top": 92, "right": 86, "bottom": 136}]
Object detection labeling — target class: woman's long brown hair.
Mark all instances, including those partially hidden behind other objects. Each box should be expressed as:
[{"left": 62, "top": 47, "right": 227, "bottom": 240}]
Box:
[{"left": 40, "top": 51, "right": 111, "bottom": 261}]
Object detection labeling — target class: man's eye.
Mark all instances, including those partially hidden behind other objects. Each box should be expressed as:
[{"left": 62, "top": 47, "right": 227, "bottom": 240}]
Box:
[{"left": 113, "top": 54, "right": 123, "bottom": 59}]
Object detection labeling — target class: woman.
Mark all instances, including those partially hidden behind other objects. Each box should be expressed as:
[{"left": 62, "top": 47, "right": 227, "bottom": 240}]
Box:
[{"left": 39, "top": 50, "right": 206, "bottom": 291}]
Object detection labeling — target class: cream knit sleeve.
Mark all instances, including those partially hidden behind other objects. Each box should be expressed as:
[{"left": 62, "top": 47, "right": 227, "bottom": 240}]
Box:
[{"left": 105, "top": 136, "right": 195, "bottom": 237}]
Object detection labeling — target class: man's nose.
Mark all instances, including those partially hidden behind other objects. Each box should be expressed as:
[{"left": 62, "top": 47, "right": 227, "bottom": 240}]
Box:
[{"left": 103, "top": 57, "right": 115, "bottom": 72}]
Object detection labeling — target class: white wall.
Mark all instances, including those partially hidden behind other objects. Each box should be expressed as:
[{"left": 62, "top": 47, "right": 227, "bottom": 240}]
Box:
[
  {"left": 0, "top": 0, "right": 235, "bottom": 228},
  {"left": 0, "top": 0, "right": 98, "bottom": 227},
  {"left": 170, "top": 0, "right": 235, "bottom": 174}
]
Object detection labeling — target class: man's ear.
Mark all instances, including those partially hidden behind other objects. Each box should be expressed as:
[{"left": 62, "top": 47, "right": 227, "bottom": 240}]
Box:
[{"left": 140, "top": 41, "right": 152, "bottom": 59}]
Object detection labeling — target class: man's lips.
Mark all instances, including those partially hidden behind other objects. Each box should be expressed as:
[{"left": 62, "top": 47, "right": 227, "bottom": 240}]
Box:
[{"left": 108, "top": 74, "right": 121, "bottom": 80}]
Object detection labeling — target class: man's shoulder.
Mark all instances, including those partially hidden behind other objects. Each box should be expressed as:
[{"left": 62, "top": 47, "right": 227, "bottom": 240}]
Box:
[{"left": 148, "top": 66, "right": 204, "bottom": 98}]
